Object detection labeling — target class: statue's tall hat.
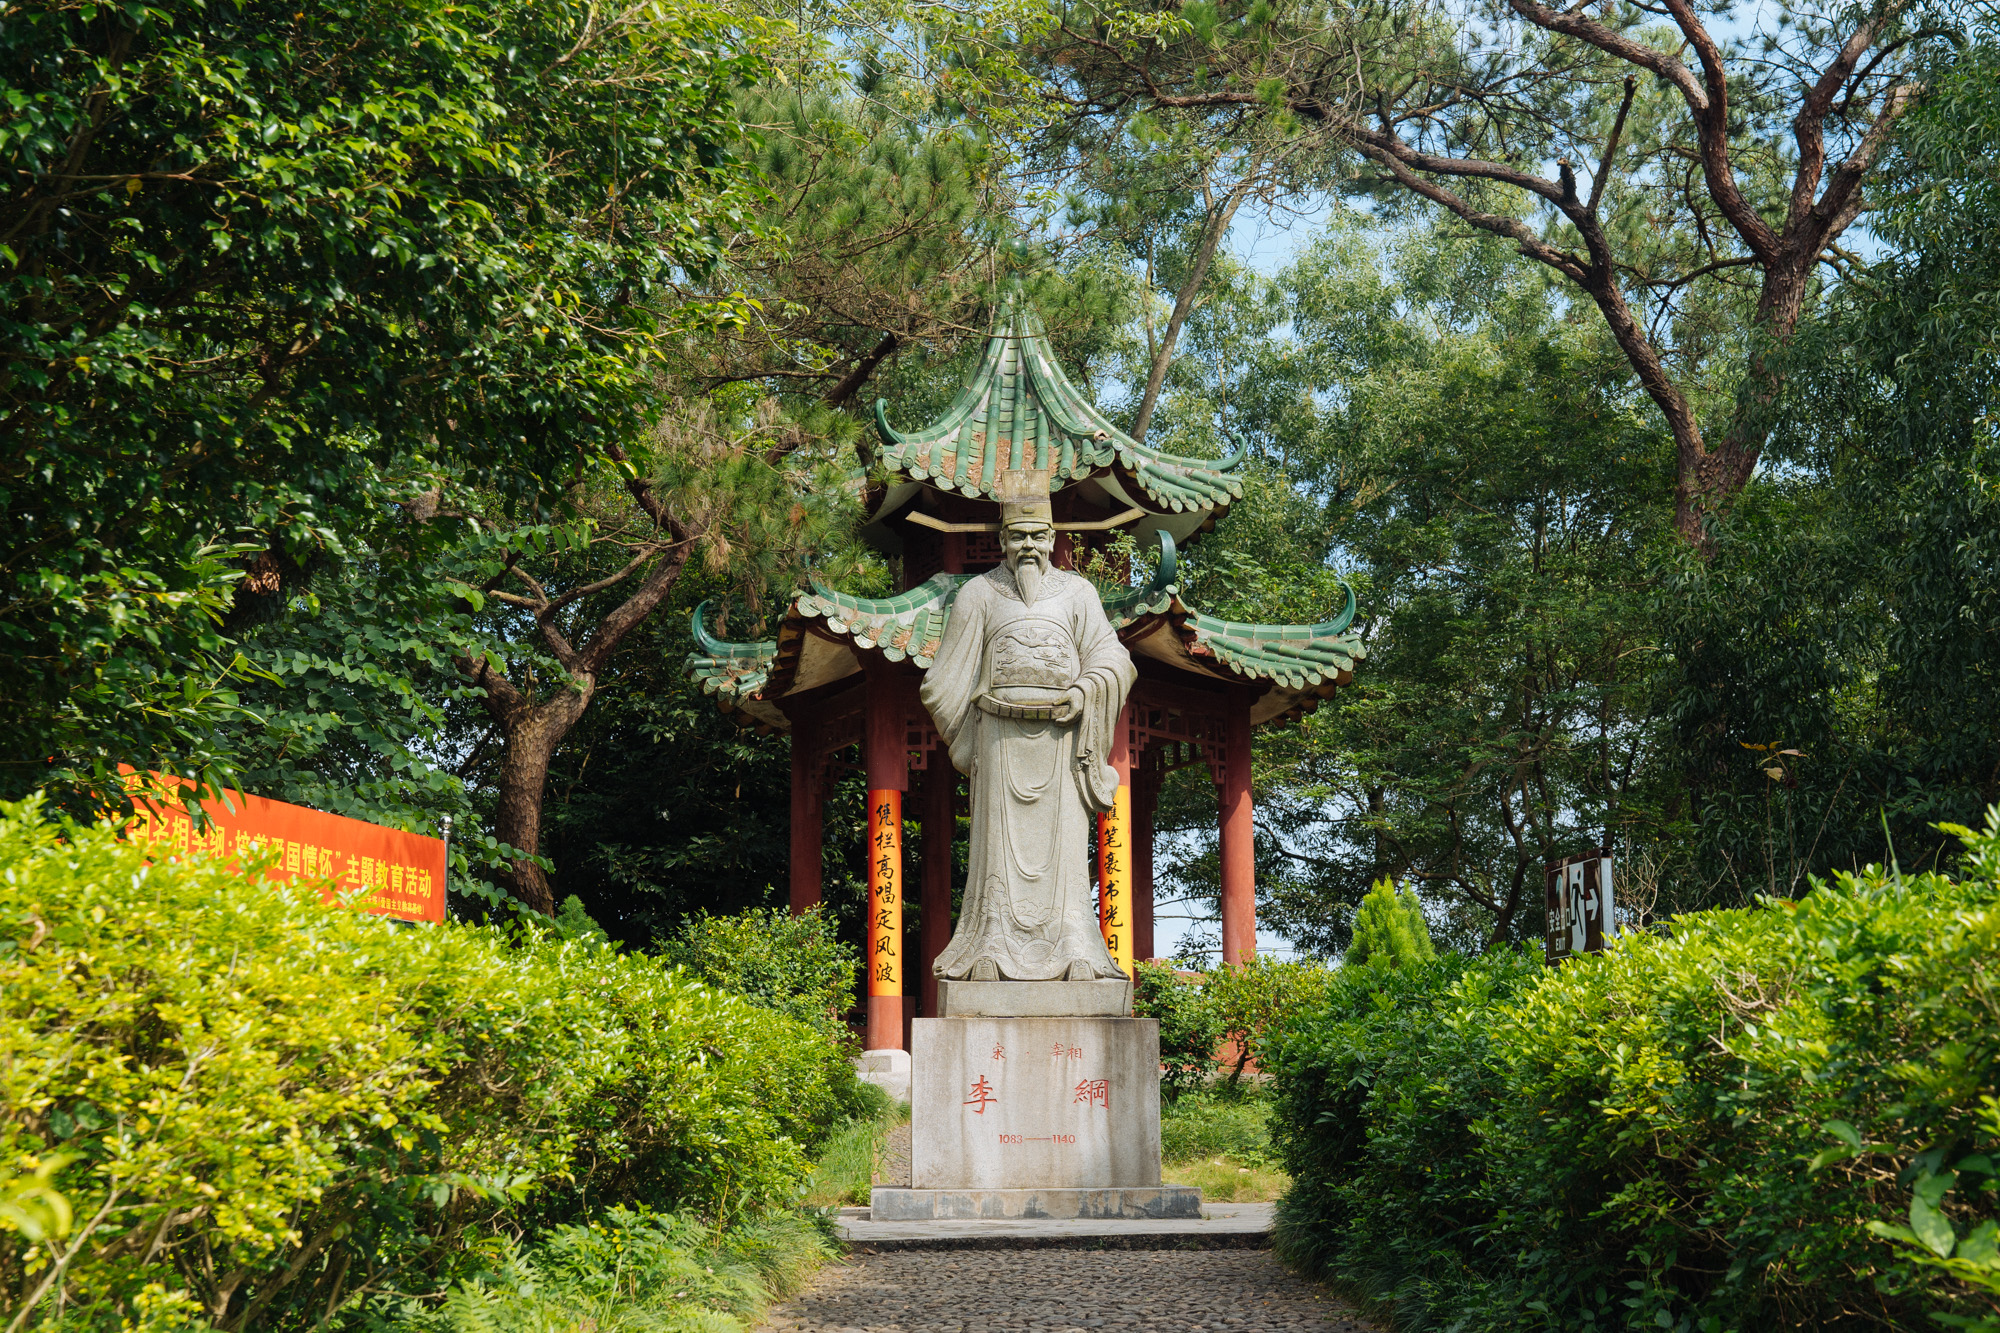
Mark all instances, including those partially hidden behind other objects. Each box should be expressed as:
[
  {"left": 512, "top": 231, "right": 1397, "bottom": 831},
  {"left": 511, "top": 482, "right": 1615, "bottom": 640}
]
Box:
[{"left": 996, "top": 467, "right": 1054, "bottom": 530}]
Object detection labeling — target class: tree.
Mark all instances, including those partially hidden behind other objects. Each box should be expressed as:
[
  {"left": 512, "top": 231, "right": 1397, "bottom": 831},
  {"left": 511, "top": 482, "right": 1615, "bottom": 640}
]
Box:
[
  {"left": 669, "top": 85, "right": 1008, "bottom": 404},
  {"left": 1344, "top": 878, "right": 1436, "bottom": 969},
  {"left": 1135, "top": 221, "right": 1672, "bottom": 952},
  {"left": 1, "top": 0, "right": 770, "bottom": 798},
  {"left": 1654, "top": 30, "right": 2000, "bottom": 891},
  {"left": 434, "top": 399, "right": 874, "bottom": 913},
  {"left": 1031, "top": 0, "right": 1958, "bottom": 546}
]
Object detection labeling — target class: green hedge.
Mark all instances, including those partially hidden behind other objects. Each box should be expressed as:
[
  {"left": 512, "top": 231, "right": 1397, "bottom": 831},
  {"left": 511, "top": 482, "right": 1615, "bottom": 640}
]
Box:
[
  {"left": 1268, "top": 813, "right": 2000, "bottom": 1333},
  {"left": 0, "top": 799, "right": 864, "bottom": 1333},
  {"left": 1131, "top": 961, "right": 1220, "bottom": 1101}
]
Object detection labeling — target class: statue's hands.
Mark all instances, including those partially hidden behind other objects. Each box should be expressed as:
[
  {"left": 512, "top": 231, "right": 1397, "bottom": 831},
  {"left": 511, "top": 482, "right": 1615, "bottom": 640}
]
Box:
[{"left": 1050, "top": 686, "right": 1086, "bottom": 724}]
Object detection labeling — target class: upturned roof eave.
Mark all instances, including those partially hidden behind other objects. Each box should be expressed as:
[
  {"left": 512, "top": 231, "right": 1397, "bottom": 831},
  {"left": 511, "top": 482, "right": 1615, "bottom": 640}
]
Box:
[
  {"left": 686, "top": 576, "right": 1364, "bottom": 733},
  {"left": 866, "top": 290, "right": 1248, "bottom": 516}
]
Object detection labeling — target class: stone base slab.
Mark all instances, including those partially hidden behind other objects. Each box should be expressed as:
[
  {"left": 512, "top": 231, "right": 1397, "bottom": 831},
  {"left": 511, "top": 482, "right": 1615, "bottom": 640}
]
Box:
[
  {"left": 869, "top": 1186, "right": 1203, "bottom": 1221},
  {"left": 935, "top": 978, "right": 1131, "bottom": 1017},
  {"left": 856, "top": 1047, "right": 911, "bottom": 1106}
]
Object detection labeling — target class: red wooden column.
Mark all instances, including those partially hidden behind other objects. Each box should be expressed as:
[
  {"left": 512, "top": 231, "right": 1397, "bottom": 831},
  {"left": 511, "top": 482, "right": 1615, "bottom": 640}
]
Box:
[
  {"left": 1094, "top": 703, "right": 1134, "bottom": 975},
  {"left": 787, "top": 711, "right": 823, "bottom": 915},
  {"left": 863, "top": 667, "right": 910, "bottom": 1052},
  {"left": 1218, "top": 691, "right": 1256, "bottom": 965},
  {"left": 1133, "top": 764, "right": 1157, "bottom": 962},
  {"left": 918, "top": 761, "right": 955, "bottom": 1018}
]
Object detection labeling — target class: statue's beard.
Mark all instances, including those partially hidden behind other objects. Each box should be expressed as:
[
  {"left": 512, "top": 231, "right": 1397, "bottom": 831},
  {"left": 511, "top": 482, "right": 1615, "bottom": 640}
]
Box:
[{"left": 1013, "top": 554, "right": 1046, "bottom": 606}]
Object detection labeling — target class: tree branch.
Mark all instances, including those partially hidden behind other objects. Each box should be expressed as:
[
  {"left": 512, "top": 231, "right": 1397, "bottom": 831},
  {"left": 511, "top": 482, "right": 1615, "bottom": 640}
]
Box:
[
  {"left": 1589, "top": 76, "right": 1637, "bottom": 213},
  {"left": 575, "top": 541, "right": 693, "bottom": 677},
  {"left": 1130, "top": 162, "right": 1259, "bottom": 442},
  {"left": 821, "top": 330, "right": 900, "bottom": 408}
]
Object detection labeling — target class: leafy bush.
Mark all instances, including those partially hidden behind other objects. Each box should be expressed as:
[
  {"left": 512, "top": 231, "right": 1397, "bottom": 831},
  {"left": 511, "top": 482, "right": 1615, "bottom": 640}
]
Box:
[
  {"left": 1268, "top": 811, "right": 2000, "bottom": 1332},
  {"left": 1343, "top": 878, "right": 1435, "bottom": 970},
  {"left": 0, "top": 799, "right": 862, "bottom": 1333},
  {"left": 1203, "top": 956, "right": 1336, "bottom": 1084},
  {"left": 1132, "top": 961, "right": 1220, "bottom": 1101},
  {"left": 660, "top": 906, "right": 858, "bottom": 1041}
]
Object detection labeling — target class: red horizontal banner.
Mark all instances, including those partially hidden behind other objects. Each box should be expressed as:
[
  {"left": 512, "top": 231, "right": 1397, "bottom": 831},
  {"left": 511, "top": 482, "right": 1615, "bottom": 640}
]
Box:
[{"left": 120, "top": 768, "right": 446, "bottom": 924}]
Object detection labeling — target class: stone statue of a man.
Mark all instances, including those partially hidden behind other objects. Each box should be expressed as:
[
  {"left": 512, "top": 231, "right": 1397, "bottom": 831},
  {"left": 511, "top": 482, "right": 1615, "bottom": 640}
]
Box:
[{"left": 920, "top": 488, "right": 1137, "bottom": 983}]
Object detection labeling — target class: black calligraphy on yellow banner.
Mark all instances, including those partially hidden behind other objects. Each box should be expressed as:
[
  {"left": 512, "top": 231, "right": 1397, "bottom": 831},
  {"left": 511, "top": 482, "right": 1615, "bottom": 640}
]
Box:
[
  {"left": 1095, "top": 785, "right": 1132, "bottom": 974},
  {"left": 867, "top": 788, "right": 902, "bottom": 996}
]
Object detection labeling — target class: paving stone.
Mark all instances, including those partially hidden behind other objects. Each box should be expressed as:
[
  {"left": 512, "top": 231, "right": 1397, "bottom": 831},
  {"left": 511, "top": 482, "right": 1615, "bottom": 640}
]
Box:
[{"left": 760, "top": 1248, "right": 1382, "bottom": 1332}]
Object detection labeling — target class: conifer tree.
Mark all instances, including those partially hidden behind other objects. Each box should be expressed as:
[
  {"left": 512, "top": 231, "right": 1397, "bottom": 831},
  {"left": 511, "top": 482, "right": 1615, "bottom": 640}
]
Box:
[{"left": 1345, "top": 879, "right": 1437, "bottom": 969}]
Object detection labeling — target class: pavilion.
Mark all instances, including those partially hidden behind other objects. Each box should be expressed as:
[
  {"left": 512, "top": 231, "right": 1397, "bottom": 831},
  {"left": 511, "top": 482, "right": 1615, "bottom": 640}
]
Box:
[{"left": 686, "top": 291, "right": 1366, "bottom": 1051}]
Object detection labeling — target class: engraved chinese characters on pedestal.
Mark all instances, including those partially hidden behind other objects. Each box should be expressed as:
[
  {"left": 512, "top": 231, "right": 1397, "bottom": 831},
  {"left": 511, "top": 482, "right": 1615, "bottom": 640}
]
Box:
[
  {"left": 918, "top": 488, "right": 1137, "bottom": 983},
  {"left": 909, "top": 1016, "right": 1162, "bottom": 1191}
]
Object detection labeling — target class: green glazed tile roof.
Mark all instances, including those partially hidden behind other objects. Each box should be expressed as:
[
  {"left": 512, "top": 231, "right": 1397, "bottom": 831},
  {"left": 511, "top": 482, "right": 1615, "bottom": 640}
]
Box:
[
  {"left": 795, "top": 573, "right": 968, "bottom": 668},
  {"left": 871, "top": 289, "right": 1248, "bottom": 515},
  {"left": 687, "top": 603, "right": 776, "bottom": 705},
  {"left": 1181, "top": 584, "right": 1364, "bottom": 691},
  {"left": 685, "top": 537, "right": 1365, "bottom": 722}
]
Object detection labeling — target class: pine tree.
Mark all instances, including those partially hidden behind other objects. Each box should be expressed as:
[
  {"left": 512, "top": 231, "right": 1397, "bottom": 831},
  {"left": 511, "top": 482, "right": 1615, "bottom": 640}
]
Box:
[{"left": 1345, "top": 878, "right": 1436, "bottom": 969}]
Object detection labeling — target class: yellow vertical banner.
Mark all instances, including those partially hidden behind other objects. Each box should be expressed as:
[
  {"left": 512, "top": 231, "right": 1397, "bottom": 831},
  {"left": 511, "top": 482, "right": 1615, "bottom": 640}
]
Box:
[
  {"left": 1096, "top": 784, "right": 1132, "bottom": 975},
  {"left": 867, "top": 788, "right": 902, "bottom": 997}
]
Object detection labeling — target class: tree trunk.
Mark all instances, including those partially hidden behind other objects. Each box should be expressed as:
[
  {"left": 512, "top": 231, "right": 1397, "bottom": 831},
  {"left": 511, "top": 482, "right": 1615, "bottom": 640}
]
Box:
[
  {"left": 1130, "top": 172, "right": 1255, "bottom": 443},
  {"left": 482, "top": 680, "right": 593, "bottom": 916},
  {"left": 452, "top": 526, "right": 693, "bottom": 915}
]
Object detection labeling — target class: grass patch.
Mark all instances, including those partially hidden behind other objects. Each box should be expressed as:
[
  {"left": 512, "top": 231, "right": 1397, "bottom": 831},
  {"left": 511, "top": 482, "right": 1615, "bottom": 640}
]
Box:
[
  {"left": 801, "top": 1080, "right": 903, "bottom": 1207},
  {"left": 394, "top": 1206, "right": 836, "bottom": 1333},
  {"left": 1160, "top": 1088, "right": 1276, "bottom": 1164},
  {"left": 1163, "top": 1155, "right": 1292, "bottom": 1202},
  {"left": 1160, "top": 1085, "right": 1289, "bottom": 1202}
]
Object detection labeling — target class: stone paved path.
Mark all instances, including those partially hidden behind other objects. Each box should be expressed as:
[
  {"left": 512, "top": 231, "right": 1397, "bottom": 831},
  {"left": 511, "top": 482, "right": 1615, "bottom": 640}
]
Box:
[{"left": 760, "top": 1248, "right": 1382, "bottom": 1331}]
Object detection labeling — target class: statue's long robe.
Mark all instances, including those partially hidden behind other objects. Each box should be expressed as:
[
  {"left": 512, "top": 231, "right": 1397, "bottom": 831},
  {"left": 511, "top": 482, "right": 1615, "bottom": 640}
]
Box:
[{"left": 921, "top": 565, "right": 1137, "bottom": 981}]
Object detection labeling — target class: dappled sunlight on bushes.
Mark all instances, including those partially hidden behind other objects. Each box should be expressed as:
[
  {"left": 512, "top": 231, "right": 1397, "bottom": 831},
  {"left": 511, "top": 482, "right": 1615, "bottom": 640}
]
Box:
[
  {"left": 1268, "top": 810, "right": 2000, "bottom": 1332},
  {"left": 0, "top": 800, "right": 862, "bottom": 1332}
]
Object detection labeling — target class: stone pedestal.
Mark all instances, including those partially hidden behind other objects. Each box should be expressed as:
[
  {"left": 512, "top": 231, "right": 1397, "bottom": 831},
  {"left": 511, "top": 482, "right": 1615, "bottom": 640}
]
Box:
[
  {"left": 871, "top": 1013, "right": 1201, "bottom": 1222},
  {"left": 936, "top": 978, "right": 1131, "bottom": 1017},
  {"left": 856, "top": 1047, "right": 911, "bottom": 1106}
]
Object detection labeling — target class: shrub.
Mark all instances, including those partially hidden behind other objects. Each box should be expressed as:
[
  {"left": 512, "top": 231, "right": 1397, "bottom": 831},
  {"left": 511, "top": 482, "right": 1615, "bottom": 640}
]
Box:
[
  {"left": 1132, "top": 960, "right": 1220, "bottom": 1101},
  {"left": 660, "top": 906, "right": 858, "bottom": 1041},
  {"left": 1343, "top": 877, "right": 1435, "bottom": 970},
  {"left": 1268, "top": 811, "right": 2000, "bottom": 1332},
  {"left": 1204, "top": 955, "right": 1336, "bottom": 1085},
  {"left": 0, "top": 799, "right": 861, "bottom": 1333}
]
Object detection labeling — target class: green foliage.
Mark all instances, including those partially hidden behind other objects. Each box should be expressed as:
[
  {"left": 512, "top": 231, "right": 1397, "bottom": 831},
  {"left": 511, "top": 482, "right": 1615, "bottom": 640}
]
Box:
[
  {"left": 1131, "top": 960, "right": 1221, "bottom": 1101},
  {"left": 1343, "top": 879, "right": 1435, "bottom": 971},
  {"left": 1160, "top": 1090, "right": 1276, "bottom": 1169},
  {"left": 0, "top": 0, "right": 770, "bottom": 796},
  {"left": 1267, "top": 810, "right": 2000, "bottom": 1332},
  {"left": 1658, "top": 32, "right": 2000, "bottom": 898},
  {"left": 0, "top": 1156, "right": 73, "bottom": 1244},
  {"left": 659, "top": 906, "right": 859, "bottom": 1043},
  {"left": 0, "top": 798, "right": 861, "bottom": 1333},
  {"left": 390, "top": 1206, "right": 835, "bottom": 1333},
  {"left": 1202, "top": 955, "right": 1335, "bottom": 1084},
  {"left": 801, "top": 1089, "right": 901, "bottom": 1209},
  {"left": 1132, "top": 222, "right": 1675, "bottom": 957}
]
